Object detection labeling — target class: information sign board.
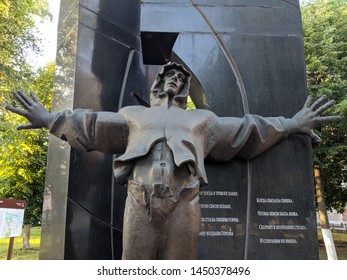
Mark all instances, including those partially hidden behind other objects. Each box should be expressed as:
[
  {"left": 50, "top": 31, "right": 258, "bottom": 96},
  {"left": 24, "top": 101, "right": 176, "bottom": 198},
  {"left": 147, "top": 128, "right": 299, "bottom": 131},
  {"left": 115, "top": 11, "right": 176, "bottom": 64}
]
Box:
[{"left": 0, "top": 198, "right": 25, "bottom": 238}]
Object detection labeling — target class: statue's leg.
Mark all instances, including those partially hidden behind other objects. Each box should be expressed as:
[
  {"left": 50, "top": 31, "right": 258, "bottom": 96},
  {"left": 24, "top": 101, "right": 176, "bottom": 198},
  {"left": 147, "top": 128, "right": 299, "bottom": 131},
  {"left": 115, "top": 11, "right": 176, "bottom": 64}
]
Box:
[
  {"left": 122, "top": 181, "right": 157, "bottom": 259},
  {"left": 161, "top": 186, "right": 201, "bottom": 259}
]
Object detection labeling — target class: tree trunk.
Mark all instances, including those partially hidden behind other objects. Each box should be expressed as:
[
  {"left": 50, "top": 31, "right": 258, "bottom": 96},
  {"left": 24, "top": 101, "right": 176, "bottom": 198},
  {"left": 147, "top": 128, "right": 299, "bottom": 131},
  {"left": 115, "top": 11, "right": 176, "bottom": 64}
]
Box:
[
  {"left": 315, "top": 166, "right": 338, "bottom": 260},
  {"left": 22, "top": 224, "right": 31, "bottom": 249}
]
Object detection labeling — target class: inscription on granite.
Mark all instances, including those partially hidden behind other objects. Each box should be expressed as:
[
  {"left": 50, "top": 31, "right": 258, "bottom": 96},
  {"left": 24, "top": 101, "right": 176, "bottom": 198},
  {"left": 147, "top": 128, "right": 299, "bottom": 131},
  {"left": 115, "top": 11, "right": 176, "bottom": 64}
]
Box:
[
  {"left": 200, "top": 190, "right": 239, "bottom": 238},
  {"left": 256, "top": 197, "right": 307, "bottom": 245}
]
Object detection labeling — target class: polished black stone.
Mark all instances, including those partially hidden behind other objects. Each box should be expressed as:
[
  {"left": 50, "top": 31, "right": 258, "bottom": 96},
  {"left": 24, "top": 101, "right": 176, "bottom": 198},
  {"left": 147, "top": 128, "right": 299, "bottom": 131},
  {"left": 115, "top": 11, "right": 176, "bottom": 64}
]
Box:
[
  {"left": 141, "top": 32, "right": 179, "bottom": 65},
  {"left": 64, "top": 199, "right": 113, "bottom": 260},
  {"left": 141, "top": 1, "right": 302, "bottom": 35}
]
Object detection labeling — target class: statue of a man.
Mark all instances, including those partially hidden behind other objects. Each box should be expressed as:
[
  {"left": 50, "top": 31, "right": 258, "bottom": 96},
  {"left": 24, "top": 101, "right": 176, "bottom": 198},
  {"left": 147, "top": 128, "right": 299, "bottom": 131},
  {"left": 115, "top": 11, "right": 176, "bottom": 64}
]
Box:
[{"left": 6, "top": 62, "right": 338, "bottom": 259}]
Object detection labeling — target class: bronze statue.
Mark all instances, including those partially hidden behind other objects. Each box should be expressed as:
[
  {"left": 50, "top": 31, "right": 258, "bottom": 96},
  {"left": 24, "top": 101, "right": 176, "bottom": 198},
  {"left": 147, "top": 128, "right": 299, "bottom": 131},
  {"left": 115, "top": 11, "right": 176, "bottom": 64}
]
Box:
[{"left": 5, "top": 62, "right": 339, "bottom": 259}]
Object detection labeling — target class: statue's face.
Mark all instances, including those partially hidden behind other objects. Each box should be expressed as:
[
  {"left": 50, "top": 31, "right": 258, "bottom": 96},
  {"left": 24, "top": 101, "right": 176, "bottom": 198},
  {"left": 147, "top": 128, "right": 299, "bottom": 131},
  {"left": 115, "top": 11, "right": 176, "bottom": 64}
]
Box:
[{"left": 162, "top": 69, "right": 185, "bottom": 96}]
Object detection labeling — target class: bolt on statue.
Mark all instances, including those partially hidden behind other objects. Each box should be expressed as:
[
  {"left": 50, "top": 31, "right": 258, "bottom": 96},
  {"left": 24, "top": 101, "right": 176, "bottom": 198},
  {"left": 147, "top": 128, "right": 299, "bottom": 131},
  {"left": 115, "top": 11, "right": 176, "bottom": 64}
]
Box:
[{"left": 5, "top": 62, "right": 339, "bottom": 259}]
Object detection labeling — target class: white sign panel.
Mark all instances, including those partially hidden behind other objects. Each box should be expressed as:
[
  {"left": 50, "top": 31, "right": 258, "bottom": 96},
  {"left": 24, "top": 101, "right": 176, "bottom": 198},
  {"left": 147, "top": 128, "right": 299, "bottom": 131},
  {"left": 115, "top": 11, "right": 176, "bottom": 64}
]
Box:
[{"left": 0, "top": 198, "right": 25, "bottom": 238}]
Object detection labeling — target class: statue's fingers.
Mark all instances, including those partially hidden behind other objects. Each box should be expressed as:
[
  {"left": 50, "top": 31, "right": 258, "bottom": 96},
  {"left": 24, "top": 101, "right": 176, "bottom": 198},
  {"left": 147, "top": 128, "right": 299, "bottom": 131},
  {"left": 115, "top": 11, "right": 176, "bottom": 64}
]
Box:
[
  {"left": 309, "top": 131, "right": 322, "bottom": 143},
  {"left": 5, "top": 104, "right": 28, "bottom": 117},
  {"left": 29, "top": 91, "right": 39, "bottom": 103},
  {"left": 13, "top": 91, "right": 32, "bottom": 110},
  {"left": 316, "top": 115, "right": 341, "bottom": 124},
  {"left": 314, "top": 99, "right": 335, "bottom": 115},
  {"left": 17, "top": 91, "right": 33, "bottom": 104},
  {"left": 310, "top": 95, "right": 327, "bottom": 110},
  {"left": 17, "top": 123, "right": 34, "bottom": 130},
  {"left": 304, "top": 95, "right": 312, "bottom": 108}
]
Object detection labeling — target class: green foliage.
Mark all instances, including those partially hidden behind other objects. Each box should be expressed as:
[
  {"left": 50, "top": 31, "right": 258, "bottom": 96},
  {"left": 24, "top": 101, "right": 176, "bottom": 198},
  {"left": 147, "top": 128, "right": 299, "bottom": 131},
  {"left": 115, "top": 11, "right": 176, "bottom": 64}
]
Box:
[
  {"left": 301, "top": 0, "right": 347, "bottom": 212},
  {"left": 187, "top": 96, "right": 197, "bottom": 110},
  {"left": 0, "top": 0, "right": 51, "bottom": 102},
  {"left": 0, "top": 0, "right": 53, "bottom": 225},
  {"left": 0, "top": 63, "right": 54, "bottom": 225}
]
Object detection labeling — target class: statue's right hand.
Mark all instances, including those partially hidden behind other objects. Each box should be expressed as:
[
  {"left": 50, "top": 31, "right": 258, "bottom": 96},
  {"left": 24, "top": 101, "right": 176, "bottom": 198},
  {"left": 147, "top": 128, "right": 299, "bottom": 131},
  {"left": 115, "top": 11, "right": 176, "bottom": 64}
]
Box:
[
  {"left": 5, "top": 91, "right": 53, "bottom": 130},
  {"left": 291, "top": 95, "right": 340, "bottom": 142}
]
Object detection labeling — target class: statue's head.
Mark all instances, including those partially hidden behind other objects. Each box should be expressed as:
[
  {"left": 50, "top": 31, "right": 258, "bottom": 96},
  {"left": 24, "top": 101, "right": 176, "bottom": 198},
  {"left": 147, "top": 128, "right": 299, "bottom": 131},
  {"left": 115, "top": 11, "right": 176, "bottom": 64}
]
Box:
[{"left": 150, "top": 62, "right": 191, "bottom": 109}]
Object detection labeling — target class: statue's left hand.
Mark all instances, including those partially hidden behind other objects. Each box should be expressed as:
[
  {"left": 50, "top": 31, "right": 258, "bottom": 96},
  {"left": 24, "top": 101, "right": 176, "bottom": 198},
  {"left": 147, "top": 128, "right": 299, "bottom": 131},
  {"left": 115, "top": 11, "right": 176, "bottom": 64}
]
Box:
[
  {"left": 5, "top": 91, "right": 53, "bottom": 130},
  {"left": 292, "top": 95, "right": 340, "bottom": 142}
]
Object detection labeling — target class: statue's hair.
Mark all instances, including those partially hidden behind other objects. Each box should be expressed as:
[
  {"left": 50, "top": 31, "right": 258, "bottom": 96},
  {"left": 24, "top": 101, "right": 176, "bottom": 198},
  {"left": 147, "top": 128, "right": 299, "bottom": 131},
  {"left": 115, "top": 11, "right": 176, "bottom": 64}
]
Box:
[{"left": 150, "top": 62, "right": 191, "bottom": 109}]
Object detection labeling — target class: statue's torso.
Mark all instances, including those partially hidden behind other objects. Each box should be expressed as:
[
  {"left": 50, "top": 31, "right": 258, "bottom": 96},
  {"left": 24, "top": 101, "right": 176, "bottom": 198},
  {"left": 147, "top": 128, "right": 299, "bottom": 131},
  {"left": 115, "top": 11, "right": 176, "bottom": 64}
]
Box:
[
  {"left": 131, "top": 140, "right": 196, "bottom": 196},
  {"left": 115, "top": 105, "right": 216, "bottom": 185}
]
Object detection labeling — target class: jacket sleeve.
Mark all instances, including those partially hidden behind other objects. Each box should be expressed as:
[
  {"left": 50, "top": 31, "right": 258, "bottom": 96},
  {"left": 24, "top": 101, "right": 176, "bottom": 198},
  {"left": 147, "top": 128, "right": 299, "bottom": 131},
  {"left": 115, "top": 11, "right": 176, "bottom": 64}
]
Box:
[
  {"left": 47, "top": 109, "right": 129, "bottom": 154},
  {"left": 206, "top": 114, "right": 298, "bottom": 161}
]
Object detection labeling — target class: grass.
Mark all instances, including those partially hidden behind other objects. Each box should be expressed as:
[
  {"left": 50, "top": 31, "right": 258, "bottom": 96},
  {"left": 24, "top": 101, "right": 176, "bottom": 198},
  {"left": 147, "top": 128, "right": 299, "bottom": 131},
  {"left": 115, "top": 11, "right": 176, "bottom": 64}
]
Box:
[
  {"left": 1, "top": 227, "right": 346, "bottom": 260},
  {"left": 317, "top": 229, "right": 347, "bottom": 260},
  {"left": 0, "top": 226, "right": 41, "bottom": 260}
]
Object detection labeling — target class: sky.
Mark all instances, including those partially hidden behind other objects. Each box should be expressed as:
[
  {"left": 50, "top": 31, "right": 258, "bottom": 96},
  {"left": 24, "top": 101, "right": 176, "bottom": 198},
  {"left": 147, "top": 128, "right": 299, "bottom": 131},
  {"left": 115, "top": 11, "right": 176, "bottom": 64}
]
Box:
[{"left": 30, "top": 0, "right": 61, "bottom": 68}]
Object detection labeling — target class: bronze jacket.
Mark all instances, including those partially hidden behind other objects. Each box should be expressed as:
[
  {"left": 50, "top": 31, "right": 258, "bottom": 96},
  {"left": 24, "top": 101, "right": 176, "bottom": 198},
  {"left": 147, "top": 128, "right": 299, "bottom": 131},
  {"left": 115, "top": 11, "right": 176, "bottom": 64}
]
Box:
[{"left": 48, "top": 104, "right": 297, "bottom": 184}]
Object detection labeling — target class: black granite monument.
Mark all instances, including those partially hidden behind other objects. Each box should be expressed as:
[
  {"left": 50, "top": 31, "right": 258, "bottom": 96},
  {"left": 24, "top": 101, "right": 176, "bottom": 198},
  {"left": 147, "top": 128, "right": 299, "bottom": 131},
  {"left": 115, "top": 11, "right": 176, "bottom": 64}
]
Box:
[{"left": 38, "top": 0, "right": 319, "bottom": 259}]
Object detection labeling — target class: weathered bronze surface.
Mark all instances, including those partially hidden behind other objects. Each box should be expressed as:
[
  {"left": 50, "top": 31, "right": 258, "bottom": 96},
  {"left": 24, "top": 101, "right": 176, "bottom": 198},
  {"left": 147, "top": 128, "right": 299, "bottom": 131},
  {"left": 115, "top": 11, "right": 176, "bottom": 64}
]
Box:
[{"left": 6, "top": 62, "right": 338, "bottom": 259}]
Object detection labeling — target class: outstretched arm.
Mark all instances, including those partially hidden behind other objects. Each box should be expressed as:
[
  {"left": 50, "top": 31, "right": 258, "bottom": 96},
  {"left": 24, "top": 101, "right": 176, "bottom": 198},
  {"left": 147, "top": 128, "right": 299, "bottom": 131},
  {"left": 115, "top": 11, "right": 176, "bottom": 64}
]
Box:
[
  {"left": 5, "top": 91, "right": 129, "bottom": 154},
  {"left": 5, "top": 91, "right": 53, "bottom": 130},
  {"left": 291, "top": 95, "right": 340, "bottom": 142},
  {"left": 206, "top": 95, "right": 339, "bottom": 161}
]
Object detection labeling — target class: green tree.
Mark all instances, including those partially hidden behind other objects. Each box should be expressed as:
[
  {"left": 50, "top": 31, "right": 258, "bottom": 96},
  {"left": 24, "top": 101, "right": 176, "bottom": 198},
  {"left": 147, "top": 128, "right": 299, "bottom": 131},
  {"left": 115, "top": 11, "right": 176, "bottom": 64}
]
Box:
[
  {"left": 0, "top": 0, "right": 51, "bottom": 102},
  {"left": 0, "top": 0, "right": 52, "bottom": 247},
  {"left": 0, "top": 63, "right": 54, "bottom": 223},
  {"left": 301, "top": 0, "right": 347, "bottom": 213}
]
